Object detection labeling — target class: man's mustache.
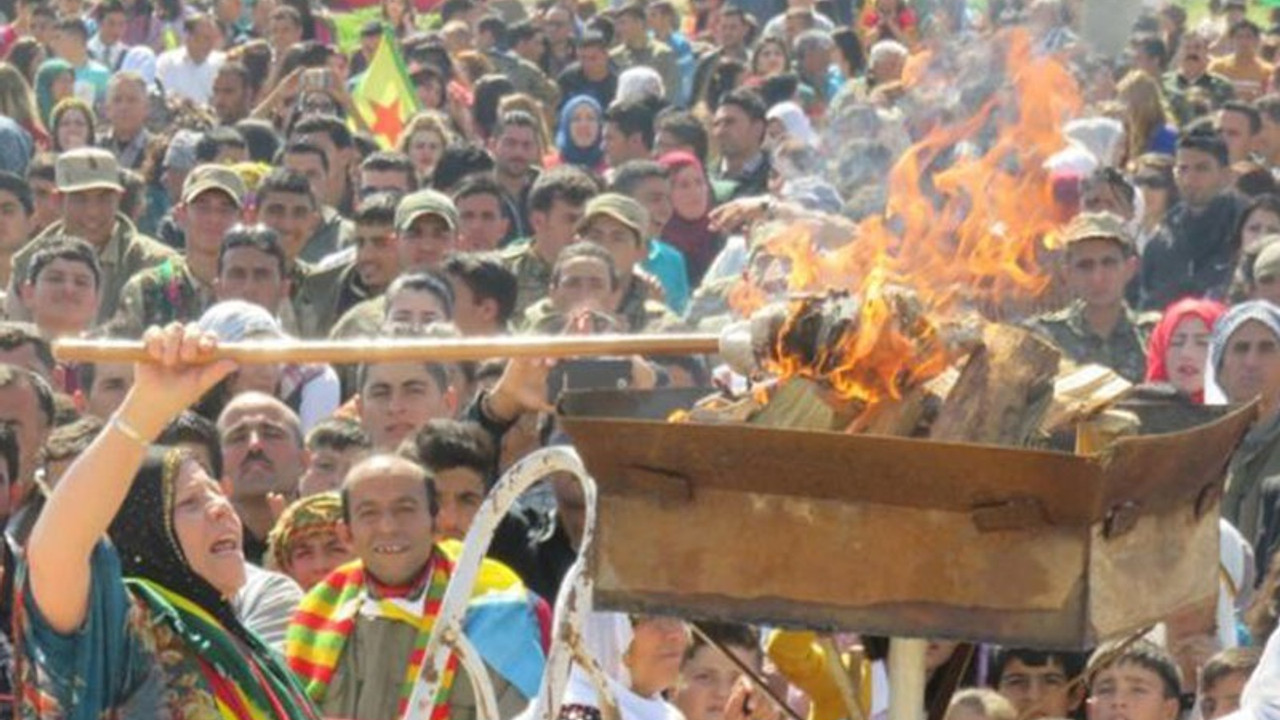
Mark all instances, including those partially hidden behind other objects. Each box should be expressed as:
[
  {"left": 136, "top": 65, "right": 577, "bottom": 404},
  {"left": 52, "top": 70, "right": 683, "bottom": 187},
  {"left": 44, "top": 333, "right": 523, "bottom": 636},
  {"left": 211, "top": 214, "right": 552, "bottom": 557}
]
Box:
[{"left": 242, "top": 449, "right": 274, "bottom": 469}]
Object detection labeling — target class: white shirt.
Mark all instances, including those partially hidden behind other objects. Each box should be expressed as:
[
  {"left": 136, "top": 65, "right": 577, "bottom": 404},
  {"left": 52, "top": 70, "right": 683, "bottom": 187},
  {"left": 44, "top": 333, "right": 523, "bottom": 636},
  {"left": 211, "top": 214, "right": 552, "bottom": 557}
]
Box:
[{"left": 155, "top": 46, "right": 225, "bottom": 104}]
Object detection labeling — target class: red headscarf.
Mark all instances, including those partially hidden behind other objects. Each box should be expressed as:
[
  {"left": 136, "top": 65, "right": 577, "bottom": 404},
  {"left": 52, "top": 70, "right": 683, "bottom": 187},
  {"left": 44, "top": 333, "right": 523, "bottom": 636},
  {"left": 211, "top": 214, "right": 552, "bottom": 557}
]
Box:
[
  {"left": 657, "top": 150, "right": 722, "bottom": 285},
  {"left": 1145, "top": 297, "right": 1228, "bottom": 403}
]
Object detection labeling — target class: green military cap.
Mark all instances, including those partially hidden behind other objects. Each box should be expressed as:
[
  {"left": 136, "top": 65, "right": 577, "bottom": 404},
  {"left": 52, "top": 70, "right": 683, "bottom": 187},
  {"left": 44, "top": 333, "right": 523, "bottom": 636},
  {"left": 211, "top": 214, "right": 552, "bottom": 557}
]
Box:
[
  {"left": 395, "top": 189, "right": 459, "bottom": 233},
  {"left": 1060, "top": 211, "right": 1134, "bottom": 253},
  {"left": 579, "top": 193, "right": 650, "bottom": 239},
  {"left": 56, "top": 147, "right": 124, "bottom": 194},
  {"left": 182, "top": 164, "right": 248, "bottom": 207}
]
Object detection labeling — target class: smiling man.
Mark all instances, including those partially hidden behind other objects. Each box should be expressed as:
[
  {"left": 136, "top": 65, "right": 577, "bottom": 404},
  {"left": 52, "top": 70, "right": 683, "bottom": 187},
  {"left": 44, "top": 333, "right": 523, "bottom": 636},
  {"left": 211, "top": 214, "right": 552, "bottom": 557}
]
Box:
[
  {"left": 286, "top": 454, "right": 537, "bottom": 720},
  {"left": 6, "top": 148, "right": 177, "bottom": 323},
  {"left": 305, "top": 193, "right": 401, "bottom": 335},
  {"left": 330, "top": 189, "right": 461, "bottom": 340}
]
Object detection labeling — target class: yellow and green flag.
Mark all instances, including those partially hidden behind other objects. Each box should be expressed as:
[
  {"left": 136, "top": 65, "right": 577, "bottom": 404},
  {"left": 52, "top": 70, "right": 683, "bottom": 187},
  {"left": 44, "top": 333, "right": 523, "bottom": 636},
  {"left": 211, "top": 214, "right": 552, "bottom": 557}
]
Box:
[{"left": 351, "top": 32, "right": 421, "bottom": 149}]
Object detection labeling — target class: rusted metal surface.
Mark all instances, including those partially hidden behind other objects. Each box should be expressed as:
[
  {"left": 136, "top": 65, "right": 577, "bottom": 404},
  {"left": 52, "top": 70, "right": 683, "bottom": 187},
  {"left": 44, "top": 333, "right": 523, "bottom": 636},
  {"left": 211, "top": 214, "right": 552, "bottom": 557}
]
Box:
[{"left": 558, "top": 391, "right": 1257, "bottom": 649}]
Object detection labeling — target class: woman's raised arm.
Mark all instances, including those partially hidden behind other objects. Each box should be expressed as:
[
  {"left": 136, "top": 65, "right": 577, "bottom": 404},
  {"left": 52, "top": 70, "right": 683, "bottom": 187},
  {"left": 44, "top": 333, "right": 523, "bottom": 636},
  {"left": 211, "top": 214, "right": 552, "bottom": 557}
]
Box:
[{"left": 27, "top": 324, "right": 237, "bottom": 634}]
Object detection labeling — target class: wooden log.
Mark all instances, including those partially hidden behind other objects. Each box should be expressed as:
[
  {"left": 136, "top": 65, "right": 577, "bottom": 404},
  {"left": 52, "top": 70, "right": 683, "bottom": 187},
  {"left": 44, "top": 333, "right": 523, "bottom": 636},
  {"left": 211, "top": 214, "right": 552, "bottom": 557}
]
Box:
[
  {"left": 929, "top": 324, "right": 1060, "bottom": 446},
  {"left": 749, "top": 379, "right": 847, "bottom": 431},
  {"left": 1074, "top": 409, "right": 1140, "bottom": 455},
  {"left": 1041, "top": 364, "right": 1133, "bottom": 433},
  {"left": 51, "top": 333, "right": 723, "bottom": 365}
]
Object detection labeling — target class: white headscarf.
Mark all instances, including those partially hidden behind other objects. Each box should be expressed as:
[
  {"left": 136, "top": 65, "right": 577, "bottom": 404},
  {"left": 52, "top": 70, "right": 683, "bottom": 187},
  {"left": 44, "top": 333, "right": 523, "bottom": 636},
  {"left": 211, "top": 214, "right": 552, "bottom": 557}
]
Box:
[
  {"left": 560, "top": 612, "right": 685, "bottom": 720},
  {"left": 616, "top": 67, "right": 665, "bottom": 105},
  {"left": 766, "top": 101, "right": 818, "bottom": 148},
  {"left": 121, "top": 46, "right": 159, "bottom": 89},
  {"left": 1204, "top": 301, "right": 1280, "bottom": 405},
  {"left": 1062, "top": 117, "right": 1125, "bottom": 167}
]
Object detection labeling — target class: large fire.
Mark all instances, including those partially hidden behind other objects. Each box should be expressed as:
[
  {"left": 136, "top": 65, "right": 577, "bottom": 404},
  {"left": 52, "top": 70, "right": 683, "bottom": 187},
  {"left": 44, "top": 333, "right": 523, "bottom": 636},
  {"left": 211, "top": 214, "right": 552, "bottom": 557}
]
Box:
[{"left": 735, "top": 30, "right": 1083, "bottom": 412}]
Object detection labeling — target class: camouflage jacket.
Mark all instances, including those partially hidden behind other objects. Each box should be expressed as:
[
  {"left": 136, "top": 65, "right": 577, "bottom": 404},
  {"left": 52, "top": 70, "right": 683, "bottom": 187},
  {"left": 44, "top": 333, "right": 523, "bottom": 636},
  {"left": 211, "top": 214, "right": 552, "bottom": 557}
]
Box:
[
  {"left": 1025, "top": 300, "right": 1156, "bottom": 383},
  {"left": 6, "top": 215, "right": 177, "bottom": 324},
  {"left": 114, "top": 256, "right": 216, "bottom": 335}
]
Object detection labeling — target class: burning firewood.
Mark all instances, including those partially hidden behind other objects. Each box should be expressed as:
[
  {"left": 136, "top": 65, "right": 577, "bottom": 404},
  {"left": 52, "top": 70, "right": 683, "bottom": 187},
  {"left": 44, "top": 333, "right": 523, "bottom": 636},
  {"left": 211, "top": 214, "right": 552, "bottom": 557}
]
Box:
[{"left": 687, "top": 289, "right": 1153, "bottom": 469}]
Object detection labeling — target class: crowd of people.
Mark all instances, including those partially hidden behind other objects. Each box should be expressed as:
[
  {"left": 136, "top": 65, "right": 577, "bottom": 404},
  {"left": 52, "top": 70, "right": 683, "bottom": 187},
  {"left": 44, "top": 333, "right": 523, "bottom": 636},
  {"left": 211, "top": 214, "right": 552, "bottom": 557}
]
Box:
[{"left": 0, "top": 0, "right": 1277, "bottom": 718}]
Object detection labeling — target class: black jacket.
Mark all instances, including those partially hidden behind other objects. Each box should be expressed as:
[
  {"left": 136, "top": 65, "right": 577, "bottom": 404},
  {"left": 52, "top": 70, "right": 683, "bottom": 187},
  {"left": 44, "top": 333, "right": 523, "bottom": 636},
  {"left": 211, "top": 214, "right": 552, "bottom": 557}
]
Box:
[{"left": 1140, "top": 192, "right": 1245, "bottom": 311}]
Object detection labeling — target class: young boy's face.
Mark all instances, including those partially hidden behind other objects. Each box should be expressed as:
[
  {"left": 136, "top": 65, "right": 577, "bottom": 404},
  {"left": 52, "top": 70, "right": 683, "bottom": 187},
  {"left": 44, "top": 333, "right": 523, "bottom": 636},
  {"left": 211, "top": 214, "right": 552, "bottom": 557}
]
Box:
[
  {"left": 298, "top": 445, "right": 365, "bottom": 496},
  {"left": 358, "top": 362, "right": 455, "bottom": 450},
  {"left": 1087, "top": 661, "right": 1180, "bottom": 720},
  {"left": 1200, "top": 670, "right": 1248, "bottom": 720},
  {"left": 997, "top": 658, "right": 1080, "bottom": 720}
]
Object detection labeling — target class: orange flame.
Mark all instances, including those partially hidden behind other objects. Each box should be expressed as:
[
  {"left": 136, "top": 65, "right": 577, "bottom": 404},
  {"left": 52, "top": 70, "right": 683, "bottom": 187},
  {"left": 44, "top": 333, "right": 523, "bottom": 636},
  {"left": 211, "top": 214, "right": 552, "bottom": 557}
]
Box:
[{"left": 740, "top": 30, "right": 1081, "bottom": 409}]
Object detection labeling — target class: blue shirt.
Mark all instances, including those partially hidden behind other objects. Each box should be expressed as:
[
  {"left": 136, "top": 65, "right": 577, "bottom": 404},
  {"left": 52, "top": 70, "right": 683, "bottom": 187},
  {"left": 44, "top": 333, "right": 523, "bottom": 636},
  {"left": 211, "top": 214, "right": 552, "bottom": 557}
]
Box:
[
  {"left": 19, "top": 542, "right": 220, "bottom": 719},
  {"left": 644, "top": 238, "right": 690, "bottom": 313}
]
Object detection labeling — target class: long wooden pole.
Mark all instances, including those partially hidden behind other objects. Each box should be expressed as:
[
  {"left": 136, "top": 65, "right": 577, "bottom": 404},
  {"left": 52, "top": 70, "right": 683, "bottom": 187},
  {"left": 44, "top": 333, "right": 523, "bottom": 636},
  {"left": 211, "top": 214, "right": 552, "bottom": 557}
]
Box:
[{"left": 52, "top": 333, "right": 723, "bottom": 365}]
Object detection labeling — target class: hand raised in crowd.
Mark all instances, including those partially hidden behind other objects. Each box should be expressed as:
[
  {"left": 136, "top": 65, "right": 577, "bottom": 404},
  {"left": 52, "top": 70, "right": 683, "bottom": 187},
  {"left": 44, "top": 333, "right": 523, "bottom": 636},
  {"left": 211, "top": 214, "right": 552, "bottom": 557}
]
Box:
[
  {"left": 710, "top": 196, "right": 774, "bottom": 235},
  {"left": 124, "top": 323, "right": 238, "bottom": 438},
  {"left": 724, "top": 677, "right": 784, "bottom": 720},
  {"left": 251, "top": 67, "right": 306, "bottom": 119},
  {"left": 561, "top": 310, "right": 657, "bottom": 389},
  {"left": 486, "top": 357, "right": 557, "bottom": 423}
]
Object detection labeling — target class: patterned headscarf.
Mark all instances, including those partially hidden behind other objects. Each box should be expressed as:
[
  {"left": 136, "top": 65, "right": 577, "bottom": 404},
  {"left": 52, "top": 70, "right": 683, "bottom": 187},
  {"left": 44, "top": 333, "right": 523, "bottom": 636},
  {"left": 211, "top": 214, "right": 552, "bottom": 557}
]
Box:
[
  {"left": 104, "top": 448, "right": 323, "bottom": 720},
  {"left": 266, "top": 492, "right": 344, "bottom": 571},
  {"left": 106, "top": 447, "right": 250, "bottom": 641}
]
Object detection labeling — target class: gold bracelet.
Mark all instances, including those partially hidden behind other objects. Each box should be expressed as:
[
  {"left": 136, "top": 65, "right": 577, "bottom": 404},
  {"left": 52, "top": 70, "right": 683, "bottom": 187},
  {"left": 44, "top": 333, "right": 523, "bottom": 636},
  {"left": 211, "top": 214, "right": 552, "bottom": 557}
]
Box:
[{"left": 109, "top": 415, "right": 150, "bottom": 447}]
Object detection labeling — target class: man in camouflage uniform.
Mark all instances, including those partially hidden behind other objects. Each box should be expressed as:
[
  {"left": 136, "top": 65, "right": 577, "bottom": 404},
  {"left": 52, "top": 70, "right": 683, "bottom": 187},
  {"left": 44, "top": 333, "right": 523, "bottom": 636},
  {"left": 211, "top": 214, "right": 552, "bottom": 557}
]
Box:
[
  {"left": 499, "top": 166, "right": 599, "bottom": 316},
  {"left": 113, "top": 165, "right": 247, "bottom": 334},
  {"left": 305, "top": 193, "right": 400, "bottom": 339},
  {"left": 330, "top": 188, "right": 461, "bottom": 340},
  {"left": 1026, "top": 212, "right": 1155, "bottom": 383},
  {"left": 609, "top": 1, "right": 681, "bottom": 106},
  {"left": 6, "top": 148, "right": 177, "bottom": 324},
  {"left": 572, "top": 193, "right": 675, "bottom": 332},
  {"left": 254, "top": 168, "right": 341, "bottom": 339}
]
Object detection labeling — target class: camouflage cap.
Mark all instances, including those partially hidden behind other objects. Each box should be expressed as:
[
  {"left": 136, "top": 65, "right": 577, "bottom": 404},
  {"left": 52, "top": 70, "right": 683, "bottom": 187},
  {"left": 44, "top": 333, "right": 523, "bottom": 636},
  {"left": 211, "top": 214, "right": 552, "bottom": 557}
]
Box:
[
  {"left": 1060, "top": 211, "right": 1133, "bottom": 253},
  {"left": 580, "top": 193, "right": 649, "bottom": 240},
  {"left": 182, "top": 164, "right": 248, "bottom": 208},
  {"left": 395, "top": 188, "right": 459, "bottom": 233},
  {"left": 55, "top": 148, "right": 123, "bottom": 194}
]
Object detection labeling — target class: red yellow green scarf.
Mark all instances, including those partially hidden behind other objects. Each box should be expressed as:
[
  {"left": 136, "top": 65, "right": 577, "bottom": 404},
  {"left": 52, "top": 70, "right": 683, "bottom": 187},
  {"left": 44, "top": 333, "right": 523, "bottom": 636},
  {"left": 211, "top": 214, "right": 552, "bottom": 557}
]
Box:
[
  {"left": 285, "top": 553, "right": 456, "bottom": 719},
  {"left": 131, "top": 579, "right": 323, "bottom": 720}
]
